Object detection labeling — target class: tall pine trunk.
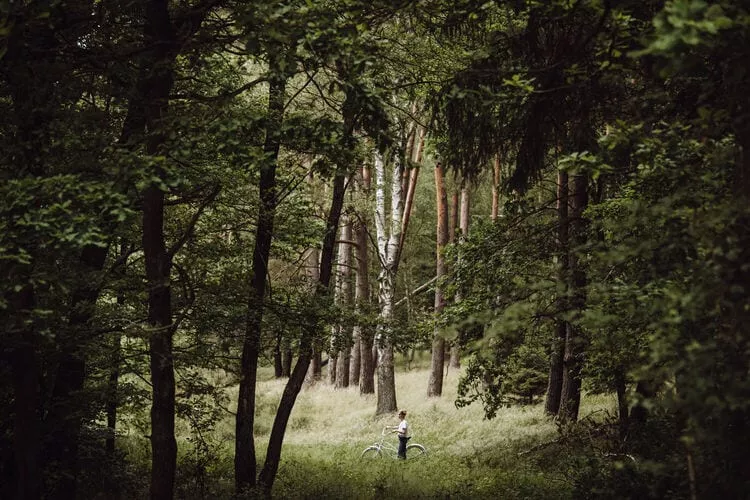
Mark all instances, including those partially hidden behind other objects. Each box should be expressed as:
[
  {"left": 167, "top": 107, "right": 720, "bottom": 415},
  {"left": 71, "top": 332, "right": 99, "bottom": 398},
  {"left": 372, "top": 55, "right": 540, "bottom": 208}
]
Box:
[
  {"left": 399, "top": 126, "right": 423, "bottom": 253},
  {"left": 558, "top": 173, "right": 588, "bottom": 422},
  {"left": 491, "top": 154, "right": 501, "bottom": 220},
  {"left": 545, "top": 170, "right": 569, "bottom": 415},
  {"left": 450, "top": 185, "right": 471, "bottom": 369},
  {"left": 335, "top": 217, "right": 353, "bottom": 388},
  {"left": 356, "top": 167, "right": 375, "bottom": 395},
  {"left": 428, "top": 162, "right": 449, "bottom": 396}
]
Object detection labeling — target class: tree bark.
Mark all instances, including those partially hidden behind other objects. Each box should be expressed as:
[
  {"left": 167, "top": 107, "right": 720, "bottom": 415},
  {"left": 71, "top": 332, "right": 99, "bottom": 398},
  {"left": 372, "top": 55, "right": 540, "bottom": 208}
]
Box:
[
  {"left": 327, "top": 348, "right": 338, "bottom": 384},
  {"left": 615, "top": 370, "right": 628, "bottom": 438},
  {"left": 558, "top": 173, "right": 588, "bottom": 423},
  {"left": 349, "top": 331, "right": 361, "bottom": 387},
  {"left": 137, "top": 4, "right": 181, "bottom": 498},
  {"left": 491, "top": 154, "right": 501, "bottom": 220},
  {"left": 105, "top": 242, "right": 128, "bottom": 457},
  {"left": 450, "top": 185, "right": 471, "bottom": 369},
  {"left": 303, "top": 248, "right": 322, "bottom": 384},
  {"left": 235, "top": 71, "right": 287, "bottom": 494},
  {"left": 258, "top": 170, "right": 347, "bottom": 490},
  {"left": 398, "top": 126, "right": 424, "bottom": 255},
  {"left": 45, "top": 245, "right": 108, "bottom": 500},
  {"left": 449, "top": 192, "right": 459, "bottom": 245},
  {"left": 335, "top": 217, "right": 353, "bottom": 388},
  {"left": 9, "top": 284, "right": 41, "bottom": 500},
  {"left": 356, "top": 167, "right": 375, "bottom": 395},
  {"left": 5, "top": 10, "right": 60, "bottom": 498},
  {"left": 282, "top": 345, "right": 293, "bottom": 378},
  {"left": 545, "top": 171, "right": 569, "bottom": 416},
  {"left": 373, "top": 149, "right": 403, "bottom": 414},
  {"left": 105, "top": 334, "right": 121, "bottom": 456},
  {"left": 143, "top": 182, "right": 177, "bottom": 500},
  {"left": 274, "top": 333, "right": 284, "bottom": 378},
  {"left": 428, "top": 162, "right": 450, "bottom": 396}
]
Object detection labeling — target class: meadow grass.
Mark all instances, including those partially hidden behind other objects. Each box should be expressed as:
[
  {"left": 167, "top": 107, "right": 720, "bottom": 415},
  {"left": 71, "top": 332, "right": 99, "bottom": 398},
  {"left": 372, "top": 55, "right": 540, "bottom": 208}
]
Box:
[{"left": 117, "top": 354, "right": 618, "bottom": 499}]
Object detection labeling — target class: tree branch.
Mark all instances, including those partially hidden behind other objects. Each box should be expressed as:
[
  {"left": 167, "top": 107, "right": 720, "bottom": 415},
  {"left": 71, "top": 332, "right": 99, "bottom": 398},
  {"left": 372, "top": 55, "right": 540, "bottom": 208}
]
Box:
[{"left": 168, "top": 184, "right": 221, "bottom": 258}]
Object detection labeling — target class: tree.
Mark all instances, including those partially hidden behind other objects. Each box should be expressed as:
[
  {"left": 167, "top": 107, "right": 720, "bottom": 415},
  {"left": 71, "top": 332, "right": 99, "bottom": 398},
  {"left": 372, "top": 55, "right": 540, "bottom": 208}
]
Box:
[
  {"left": 334, "top": 214, "right": 354, "bottom": 388},
  {"left": 427, "top": 161, "right": 449, "bottom": 396},
  {"left": 372, "top": 147, "right": 404, "bottom": 413},
  {"left": 544, "top": 170, "right": 568, "bottom": 416},
  {"left": 354, "top": 167, "right": 376, "bottom": 394}
]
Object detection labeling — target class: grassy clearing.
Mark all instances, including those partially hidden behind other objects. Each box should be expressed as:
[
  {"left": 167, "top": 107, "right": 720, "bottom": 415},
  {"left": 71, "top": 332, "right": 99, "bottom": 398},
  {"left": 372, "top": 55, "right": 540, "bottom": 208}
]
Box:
[{"left": 116, "top": 355, "right": 617, "bottom": 498}]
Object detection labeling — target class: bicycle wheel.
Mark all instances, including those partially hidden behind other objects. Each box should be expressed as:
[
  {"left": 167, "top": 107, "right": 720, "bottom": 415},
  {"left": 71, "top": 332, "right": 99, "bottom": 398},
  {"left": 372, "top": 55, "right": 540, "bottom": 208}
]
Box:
[
  {"left": 405, "top": 443, "right": 427, "bottom": 460},
  {"left": 361, "top": 446, "right": 382, "bottom": 459}
]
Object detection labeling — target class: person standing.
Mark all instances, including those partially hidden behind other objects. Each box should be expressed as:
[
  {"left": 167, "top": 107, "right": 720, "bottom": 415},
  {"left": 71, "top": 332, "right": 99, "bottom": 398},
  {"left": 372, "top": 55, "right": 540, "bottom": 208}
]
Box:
[{"left": 392, "top": 410, "right": 410, "bottom": 459}]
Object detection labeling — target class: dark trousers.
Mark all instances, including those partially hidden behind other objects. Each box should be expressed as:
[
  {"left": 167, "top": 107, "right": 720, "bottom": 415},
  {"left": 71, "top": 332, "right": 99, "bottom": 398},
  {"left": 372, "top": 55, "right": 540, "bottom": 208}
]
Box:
[{"left": 398, "top": 436, "right": 410, "bottom": 459}]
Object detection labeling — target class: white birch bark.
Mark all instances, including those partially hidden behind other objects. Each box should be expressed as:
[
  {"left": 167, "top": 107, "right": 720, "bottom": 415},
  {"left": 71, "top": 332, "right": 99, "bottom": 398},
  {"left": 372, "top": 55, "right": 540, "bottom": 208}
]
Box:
[{"left": 373, "top": 148, "right": 402, "bottom": 414}]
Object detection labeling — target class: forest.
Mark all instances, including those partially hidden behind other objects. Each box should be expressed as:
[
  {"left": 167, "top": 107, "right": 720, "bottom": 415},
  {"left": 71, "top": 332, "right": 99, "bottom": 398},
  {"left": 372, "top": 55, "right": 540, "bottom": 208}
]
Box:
[{"left": 1, "top": 0, "right": 749, "bottom": 498}]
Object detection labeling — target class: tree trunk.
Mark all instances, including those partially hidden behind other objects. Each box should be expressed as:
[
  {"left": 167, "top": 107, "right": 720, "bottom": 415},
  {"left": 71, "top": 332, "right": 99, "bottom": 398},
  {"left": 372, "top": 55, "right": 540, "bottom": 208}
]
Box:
[
  {"left": 106, "top": 331, "right": 121, "bottom": 456},
  {"left": 449, "top": 192, "right": 459, "bottom": 246},
  {"left": 398, "top": 126, "right": 423, "bottom": 255},
  {"left": 282, "top": 345, "right": 292, "bottom": 378},
  {"left": 350, "top": 333, "right": 361, "bottom": 387},
  {"left": 5, "top": 11, "right": 62, "bottom": 499},
  {"left": 258, "top": 170, "right": 347, "bottom": 490},
  {"left": 615, "top": 370, "right": 628, "bottom": 438},
  {"left": 304, "top": 246, "right": 322, "bottom": 385},
  {"left": 274, "top": 334, "right": 283, "bottom": 378},
  {"left": 235, "top": 72, "right": 287, "bottom": 494},
  {"left": 428, "top": 162, "right": 450, "bottom": 396},
  {"left": 327, "top": 349, "right": 338, "bottom": 384},
  {"left": 450, "top": 185, "right": 470, "bottom": 369},
  {"left": 144, "top": 181, "right": 177, "bottom": 500},
  {"left": 558, "top": 173, "right": 588, "bottom": 423},
  {"left": 545, "top": 171, "right": 569, "bottom": 416},
  {"left": 491, "top": 154, "right": 501, "bottom": 220},
  {"left": 630, "top": 379, "right": 659, "bottom": 426},
  {"left": 335, "top": 217, "right": 353, "bottom": 388},
  {"left": 356, "top": 168, "right": 375, "bottom": 395},
  {"left": 9, "top": 285, "right": 41, "bottom": 500},
  {"left": 373, "top": 148, "right": 403, "bottom": 414},
  {"left": 138, "top": 4, "right": 181, "bottom": 496},
  {"left": 136, "top": 3, "right": 215, "bottom": 497},
  {"left": 46, "top": 244, "right": 108, "bottom": 500},
  {"left": 106, "top": 242, "right": 128, "bottom": 456},
  {"left": 350, "top": 213, "right": 362, "bottom": 388}
]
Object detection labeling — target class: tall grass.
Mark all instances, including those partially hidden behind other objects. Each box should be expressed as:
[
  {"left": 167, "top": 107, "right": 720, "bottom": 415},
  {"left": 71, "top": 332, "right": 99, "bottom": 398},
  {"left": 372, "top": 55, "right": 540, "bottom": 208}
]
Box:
[{"left": 116, "top": 354, "right": 617, "bottom": 499}]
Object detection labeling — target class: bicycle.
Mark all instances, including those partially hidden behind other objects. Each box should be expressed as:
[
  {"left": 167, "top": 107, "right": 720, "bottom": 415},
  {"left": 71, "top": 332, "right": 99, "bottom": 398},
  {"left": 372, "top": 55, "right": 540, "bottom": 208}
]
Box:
[{"left": 361, "top": 426, "right": 427, "bottom": 460}]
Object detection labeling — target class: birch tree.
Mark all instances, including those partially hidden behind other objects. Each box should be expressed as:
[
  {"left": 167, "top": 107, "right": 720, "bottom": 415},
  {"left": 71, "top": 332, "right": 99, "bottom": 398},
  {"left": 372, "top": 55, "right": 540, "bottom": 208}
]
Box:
[{"left": 373, "top": 147, "right": 404, "bottom": 414}]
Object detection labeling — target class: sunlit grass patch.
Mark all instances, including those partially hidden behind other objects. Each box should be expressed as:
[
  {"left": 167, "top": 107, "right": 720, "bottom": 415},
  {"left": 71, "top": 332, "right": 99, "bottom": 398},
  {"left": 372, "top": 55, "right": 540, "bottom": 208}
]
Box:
[{"left": 116, "top": 356, "right": 615, "bottom": 498}]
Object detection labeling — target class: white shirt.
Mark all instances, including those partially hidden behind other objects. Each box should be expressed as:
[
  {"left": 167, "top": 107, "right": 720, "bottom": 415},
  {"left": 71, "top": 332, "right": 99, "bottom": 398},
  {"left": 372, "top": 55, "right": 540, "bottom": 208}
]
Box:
[{"left": 397, "top": 419, "right": 410, "bottom": 438}]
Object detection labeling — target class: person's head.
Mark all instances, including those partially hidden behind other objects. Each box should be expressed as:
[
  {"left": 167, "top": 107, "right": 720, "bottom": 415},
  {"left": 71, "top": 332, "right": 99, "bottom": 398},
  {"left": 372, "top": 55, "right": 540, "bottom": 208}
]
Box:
[{"left": 398, "top": 410, "right": 407, "bottom": 419}]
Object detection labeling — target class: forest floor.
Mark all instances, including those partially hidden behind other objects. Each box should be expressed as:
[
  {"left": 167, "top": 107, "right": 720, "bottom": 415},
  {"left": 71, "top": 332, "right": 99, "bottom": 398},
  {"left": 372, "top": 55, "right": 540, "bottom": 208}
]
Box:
[{"left": 118, "top": 351, "right": 618, "bottom": 499}]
